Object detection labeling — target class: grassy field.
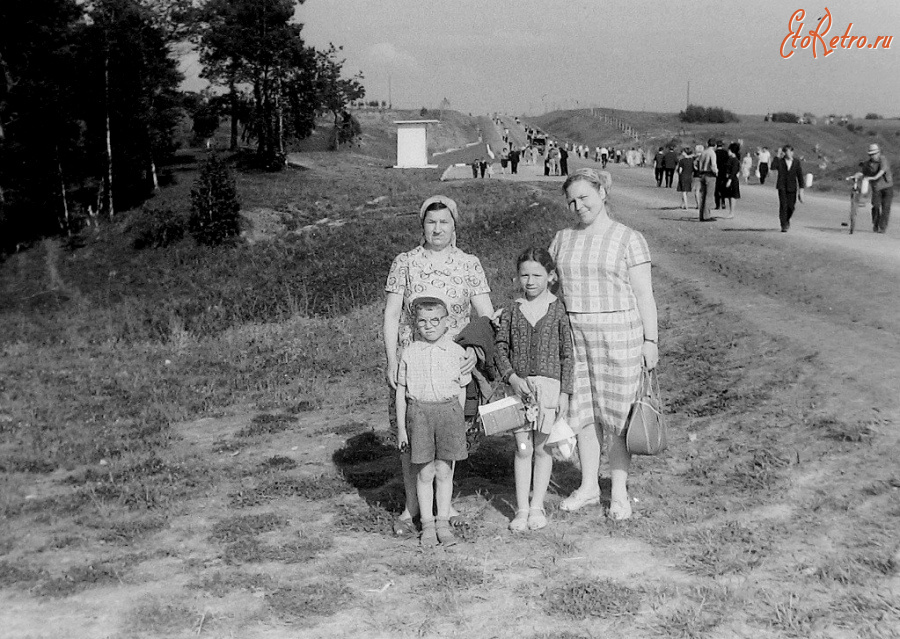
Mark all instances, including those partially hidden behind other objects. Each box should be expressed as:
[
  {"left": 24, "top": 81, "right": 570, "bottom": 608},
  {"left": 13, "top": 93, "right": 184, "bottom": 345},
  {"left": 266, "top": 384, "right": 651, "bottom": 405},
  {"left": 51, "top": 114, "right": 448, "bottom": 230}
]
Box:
[{"left": 2, "top": 118, "right": 899, "bottom": 638}]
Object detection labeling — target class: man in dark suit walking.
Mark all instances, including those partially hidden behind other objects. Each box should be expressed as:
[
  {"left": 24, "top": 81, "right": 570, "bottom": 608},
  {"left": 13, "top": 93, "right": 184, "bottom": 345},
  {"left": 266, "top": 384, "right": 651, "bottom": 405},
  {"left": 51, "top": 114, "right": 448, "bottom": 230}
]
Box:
[
  {"left": 714, "top": 140, "right": 729, "bottom": 209},
  {"left": 774, "top": 145, "right": 804, "bottom": 232},
  {"left": 662, "top": 145, "right": 678, "bottom": 187}
]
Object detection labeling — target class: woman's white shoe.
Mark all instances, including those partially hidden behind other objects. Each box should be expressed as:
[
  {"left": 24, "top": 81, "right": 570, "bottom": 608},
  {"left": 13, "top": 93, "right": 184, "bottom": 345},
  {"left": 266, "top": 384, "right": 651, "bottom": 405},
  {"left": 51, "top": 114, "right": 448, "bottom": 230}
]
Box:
[{"left": 559, "top": 489, "right": 601, "bottom": 512}]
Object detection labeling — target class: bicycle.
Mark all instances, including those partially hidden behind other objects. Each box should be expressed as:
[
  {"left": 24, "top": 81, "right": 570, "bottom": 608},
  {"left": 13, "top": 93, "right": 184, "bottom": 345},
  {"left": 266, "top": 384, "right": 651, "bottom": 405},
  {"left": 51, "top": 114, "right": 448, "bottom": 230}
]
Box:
[{"left": 844, "top": 174, "right": 869, "bottom": 235}]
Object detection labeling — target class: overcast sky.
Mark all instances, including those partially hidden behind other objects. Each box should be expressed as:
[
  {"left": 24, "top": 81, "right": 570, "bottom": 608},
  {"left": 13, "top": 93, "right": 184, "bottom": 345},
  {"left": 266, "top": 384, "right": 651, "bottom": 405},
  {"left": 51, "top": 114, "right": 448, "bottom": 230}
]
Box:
[{"left": 183, "top": 0, "right": 900, "bottom": 117}]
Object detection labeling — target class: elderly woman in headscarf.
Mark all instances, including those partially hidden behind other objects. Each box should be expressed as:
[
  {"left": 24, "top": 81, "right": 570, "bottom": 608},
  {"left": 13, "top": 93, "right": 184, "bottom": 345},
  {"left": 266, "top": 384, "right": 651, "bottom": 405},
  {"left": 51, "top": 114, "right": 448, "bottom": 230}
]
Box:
[{"left": 383, "top": 195, "right": 495, "bottom": 536}]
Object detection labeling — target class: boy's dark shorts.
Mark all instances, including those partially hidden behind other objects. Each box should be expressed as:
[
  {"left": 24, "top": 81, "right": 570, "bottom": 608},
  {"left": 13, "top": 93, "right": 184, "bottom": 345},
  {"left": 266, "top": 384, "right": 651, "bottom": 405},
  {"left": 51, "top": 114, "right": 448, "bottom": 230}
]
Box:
[{"left": 407, "top": 399, "right": 467, "bottom": 464}]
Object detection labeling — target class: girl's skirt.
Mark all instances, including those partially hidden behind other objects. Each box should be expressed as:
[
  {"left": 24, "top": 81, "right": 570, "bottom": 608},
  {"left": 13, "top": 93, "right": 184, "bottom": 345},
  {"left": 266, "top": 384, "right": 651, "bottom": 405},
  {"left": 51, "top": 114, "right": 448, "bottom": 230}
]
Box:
[{"left": 568, "top": 309, "right": 643, "bottom": 436}]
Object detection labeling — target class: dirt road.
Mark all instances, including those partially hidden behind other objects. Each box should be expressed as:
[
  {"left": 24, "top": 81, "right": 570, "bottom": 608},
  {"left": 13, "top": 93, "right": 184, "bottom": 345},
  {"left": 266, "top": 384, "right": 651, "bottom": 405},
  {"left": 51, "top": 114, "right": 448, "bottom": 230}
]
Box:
[{"left": 524, "top": 159, "right": 900, "bottom": 428}]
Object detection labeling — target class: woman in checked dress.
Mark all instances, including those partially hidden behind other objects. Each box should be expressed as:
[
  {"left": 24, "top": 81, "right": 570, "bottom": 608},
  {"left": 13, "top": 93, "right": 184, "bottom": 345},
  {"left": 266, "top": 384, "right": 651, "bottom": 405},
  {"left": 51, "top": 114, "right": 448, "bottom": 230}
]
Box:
[{"left": 549, "top": 168, "right": 659, "bottom": 520}]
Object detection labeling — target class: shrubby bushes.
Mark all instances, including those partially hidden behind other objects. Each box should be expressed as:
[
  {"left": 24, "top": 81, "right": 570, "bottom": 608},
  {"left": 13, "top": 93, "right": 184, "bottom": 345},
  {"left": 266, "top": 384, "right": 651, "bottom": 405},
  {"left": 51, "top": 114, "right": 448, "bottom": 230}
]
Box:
[
  {"left": 679, "top": 104, "right": 739, "bottom": 124},
  {"left": 770, "top": 112, "right": 799, "bottom": 124},
  {"left": 130, "top": 207, "right": 186, "bottom": 249}
]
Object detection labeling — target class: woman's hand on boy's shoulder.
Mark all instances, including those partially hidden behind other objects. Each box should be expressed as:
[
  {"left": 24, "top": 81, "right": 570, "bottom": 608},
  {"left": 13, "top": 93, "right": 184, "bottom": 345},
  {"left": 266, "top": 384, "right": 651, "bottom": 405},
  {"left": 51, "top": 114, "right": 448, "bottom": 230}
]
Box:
[{"left": 490, "top": 307, "right": 504, "bottom": 329}]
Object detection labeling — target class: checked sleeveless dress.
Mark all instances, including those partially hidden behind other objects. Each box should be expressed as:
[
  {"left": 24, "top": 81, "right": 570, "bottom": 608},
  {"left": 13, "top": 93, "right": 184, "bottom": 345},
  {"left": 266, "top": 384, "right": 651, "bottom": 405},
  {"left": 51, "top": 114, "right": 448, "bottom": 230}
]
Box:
[{"left": 550, "top": 222, "right": 650, "bottom": 435}]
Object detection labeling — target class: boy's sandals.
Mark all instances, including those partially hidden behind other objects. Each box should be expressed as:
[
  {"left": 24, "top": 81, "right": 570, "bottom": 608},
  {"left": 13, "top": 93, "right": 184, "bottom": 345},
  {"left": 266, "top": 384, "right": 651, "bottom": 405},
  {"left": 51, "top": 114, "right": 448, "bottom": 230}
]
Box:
[
  {"left": 419, "top": 519, "right": 438, "bottom": 547},
  {"left": 559, "top": 489, "right": 601, "bottom": 512},
  {"left": 608, "top": 499, "right": 633, "bottom": 521},
  {"left": 435, "top": 517, "right": 457, "bottom": 546},
  {"left": 527, "top": 507, "right": 547, "bottom": 530},
  {"left": 508, "top": 509, "right": 529, "bottom": 533}
]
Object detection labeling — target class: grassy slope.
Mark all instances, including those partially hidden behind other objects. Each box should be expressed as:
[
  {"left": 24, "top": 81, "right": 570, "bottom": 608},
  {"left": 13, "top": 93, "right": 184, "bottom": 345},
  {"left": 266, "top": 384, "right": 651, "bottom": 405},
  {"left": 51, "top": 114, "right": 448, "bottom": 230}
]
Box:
[{"left": 288, "top": 108, "right": 481, "bottom": 163}]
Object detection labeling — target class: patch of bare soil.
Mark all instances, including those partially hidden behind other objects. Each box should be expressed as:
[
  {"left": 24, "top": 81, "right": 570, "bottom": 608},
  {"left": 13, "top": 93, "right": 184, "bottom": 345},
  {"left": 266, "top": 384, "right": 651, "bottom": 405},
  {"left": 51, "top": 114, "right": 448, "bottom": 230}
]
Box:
[{"left": 3, "top": 164, "right": 899, "bottom": 639}]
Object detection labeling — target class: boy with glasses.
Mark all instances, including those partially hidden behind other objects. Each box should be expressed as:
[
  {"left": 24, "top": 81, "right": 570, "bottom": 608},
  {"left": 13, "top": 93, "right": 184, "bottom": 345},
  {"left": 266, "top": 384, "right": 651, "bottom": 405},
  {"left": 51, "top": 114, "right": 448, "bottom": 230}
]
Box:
[{"left": 396, "top": 295, "right": 470, "bottom": 546}]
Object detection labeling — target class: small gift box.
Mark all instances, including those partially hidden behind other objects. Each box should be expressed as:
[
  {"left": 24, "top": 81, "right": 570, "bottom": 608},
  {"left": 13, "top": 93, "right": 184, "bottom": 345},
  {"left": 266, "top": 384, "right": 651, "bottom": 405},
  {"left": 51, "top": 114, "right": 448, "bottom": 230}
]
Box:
[{"left": 478, "top": 395, "right": 526, "bottom": 436}]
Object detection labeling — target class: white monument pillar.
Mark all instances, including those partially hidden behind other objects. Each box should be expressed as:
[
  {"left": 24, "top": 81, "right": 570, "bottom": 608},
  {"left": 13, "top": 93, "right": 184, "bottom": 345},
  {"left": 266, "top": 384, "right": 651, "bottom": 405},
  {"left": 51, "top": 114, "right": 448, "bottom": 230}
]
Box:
[{"left": 394, "top": 120, "right": 439, "bottom": 168}]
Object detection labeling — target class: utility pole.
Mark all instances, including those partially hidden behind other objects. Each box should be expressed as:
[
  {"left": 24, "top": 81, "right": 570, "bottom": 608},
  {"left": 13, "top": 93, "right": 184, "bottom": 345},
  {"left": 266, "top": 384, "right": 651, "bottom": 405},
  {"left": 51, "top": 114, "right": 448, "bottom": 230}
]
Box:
[
  {"left": 686, "top": 80, "right": 690, "bottom": 109},
  {"left": 388, "top": 74, "right": 392, "bottom": 109}
]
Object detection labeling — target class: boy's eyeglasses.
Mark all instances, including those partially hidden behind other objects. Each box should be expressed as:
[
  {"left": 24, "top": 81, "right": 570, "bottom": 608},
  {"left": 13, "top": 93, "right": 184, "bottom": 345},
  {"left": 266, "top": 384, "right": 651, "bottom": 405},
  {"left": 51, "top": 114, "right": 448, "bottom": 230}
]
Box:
[{"left": 416, "top": 317, "right": 446, "bottom": 327}]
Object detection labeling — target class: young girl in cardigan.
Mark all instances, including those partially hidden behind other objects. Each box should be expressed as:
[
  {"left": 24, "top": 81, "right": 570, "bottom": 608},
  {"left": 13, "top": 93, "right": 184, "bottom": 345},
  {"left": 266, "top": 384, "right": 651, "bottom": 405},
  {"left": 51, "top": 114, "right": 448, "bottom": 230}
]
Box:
[{"left": 495, "top": 248, "right": 574, "bottom": 532}]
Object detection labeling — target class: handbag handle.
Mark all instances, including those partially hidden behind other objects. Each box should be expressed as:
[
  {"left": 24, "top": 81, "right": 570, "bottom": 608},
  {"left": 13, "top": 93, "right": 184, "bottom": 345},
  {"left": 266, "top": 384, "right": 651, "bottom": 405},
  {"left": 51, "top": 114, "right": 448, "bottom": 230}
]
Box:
[{"left": 637, "top": 367, "right": 663, "bottom": 405}]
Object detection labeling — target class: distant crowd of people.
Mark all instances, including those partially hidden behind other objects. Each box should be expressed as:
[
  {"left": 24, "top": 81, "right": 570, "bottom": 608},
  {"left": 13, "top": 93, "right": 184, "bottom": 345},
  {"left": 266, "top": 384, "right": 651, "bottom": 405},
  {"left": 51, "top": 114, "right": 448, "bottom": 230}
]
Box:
[
  {"left": 681, "top": 139, "right": 891, "bottom": 233},
  {"left": 469, "top": 118, "right": 892, "bottom": 235}
]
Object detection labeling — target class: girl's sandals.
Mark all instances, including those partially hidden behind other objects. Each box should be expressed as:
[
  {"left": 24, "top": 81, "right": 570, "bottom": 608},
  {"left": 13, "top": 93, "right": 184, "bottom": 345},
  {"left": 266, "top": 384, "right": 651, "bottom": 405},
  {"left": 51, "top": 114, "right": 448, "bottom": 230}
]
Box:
[
  {"left": 527, "top": 507, "right": 547, "bottom": 530},
  {"left": 435, "top": 517, "right": 457, "bottom": 546},
  {"left": 419, "top": 519, "right": 438, "bottom": 547},
  {"left": 508, "top": 509, "right": 529, "bottom": 533},
  {"left": 608, "top": 499, "right": 633, "bottom": 521}
]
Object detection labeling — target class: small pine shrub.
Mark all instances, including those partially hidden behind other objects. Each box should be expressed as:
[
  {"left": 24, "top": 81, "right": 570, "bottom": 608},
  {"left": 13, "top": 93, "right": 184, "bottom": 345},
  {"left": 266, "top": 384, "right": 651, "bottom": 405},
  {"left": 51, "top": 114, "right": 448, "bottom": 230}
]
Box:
[
  {"left": 189, "top": 155, "right": 241, "bottom": 246},
  {"left": 131, "top": 207, "right": 186, "bottom": 249}
]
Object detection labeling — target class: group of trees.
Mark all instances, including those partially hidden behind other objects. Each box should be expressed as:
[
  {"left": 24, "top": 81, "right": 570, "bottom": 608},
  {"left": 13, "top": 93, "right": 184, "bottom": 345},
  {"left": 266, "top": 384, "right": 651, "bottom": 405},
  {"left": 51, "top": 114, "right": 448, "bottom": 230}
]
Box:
[
  {"left": 192, "top": 1, "right": 364, "bottom": 164},
  {"left": 0, "top": 0, "right": 364, "bottom": 250},
  {"left": 679, "top": 104, "right": 740, "bottom": 124}
]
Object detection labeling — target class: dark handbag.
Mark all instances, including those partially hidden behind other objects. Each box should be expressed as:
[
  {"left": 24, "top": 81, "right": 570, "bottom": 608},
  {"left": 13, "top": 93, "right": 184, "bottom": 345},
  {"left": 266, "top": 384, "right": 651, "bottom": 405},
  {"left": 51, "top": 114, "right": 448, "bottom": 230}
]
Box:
[{"left": 625, "top": 367, "right": 667, "bottom": 455}]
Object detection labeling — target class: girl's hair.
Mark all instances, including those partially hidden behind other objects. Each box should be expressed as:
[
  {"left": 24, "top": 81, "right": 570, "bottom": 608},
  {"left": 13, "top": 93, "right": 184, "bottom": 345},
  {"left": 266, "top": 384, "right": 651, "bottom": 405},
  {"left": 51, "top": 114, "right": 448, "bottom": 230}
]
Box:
[
  {"left": 516, "top": 246, "right": 556, "bottom": 274},
  {"left": 517, "top": 247, "right": 559, "bottom": 294},
  {"left": 561, "top": 167, "right": 612, "bottom": 195}
]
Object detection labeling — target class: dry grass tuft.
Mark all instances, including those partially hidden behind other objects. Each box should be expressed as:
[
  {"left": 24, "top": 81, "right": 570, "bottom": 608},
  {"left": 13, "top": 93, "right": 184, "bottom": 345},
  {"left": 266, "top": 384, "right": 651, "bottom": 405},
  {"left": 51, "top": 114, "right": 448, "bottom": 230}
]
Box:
[
  {"left": 334, "top": 503, "right": 396, "bottom": 535},
  {"left": 543, "top": 577, "right": 641, "bottom": 620},
  {"left": 229, "top": 474, "right": 352, "bottom": 508},
  {"left": 266, "top": 582, "right": 352, "bottom": 620},
  {"left": 209, "top": 512, "right": 288, "bottom": 543},
  {"left": 223, "top": 533, "right": 333, "bottom": 565},
  {"left": 236, "top": 413, "right": 297, "bottom": 437},
  {"left": 187, "top": 569, "right": 273, "bottom": 597}
]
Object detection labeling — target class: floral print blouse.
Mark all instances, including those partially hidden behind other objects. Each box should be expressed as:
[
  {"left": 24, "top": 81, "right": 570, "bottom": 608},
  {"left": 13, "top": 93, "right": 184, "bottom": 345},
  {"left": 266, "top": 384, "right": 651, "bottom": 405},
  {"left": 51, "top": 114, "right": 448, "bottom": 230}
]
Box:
[{"left": 385, "top": 245, "right": 491, "bottom": 351}]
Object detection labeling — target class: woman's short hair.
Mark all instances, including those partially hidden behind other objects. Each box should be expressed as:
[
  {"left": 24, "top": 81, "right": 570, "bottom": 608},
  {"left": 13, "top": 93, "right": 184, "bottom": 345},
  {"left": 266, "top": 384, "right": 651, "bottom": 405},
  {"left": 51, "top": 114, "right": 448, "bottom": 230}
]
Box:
[
  {"left": 728, "top": 142, "right": 741, "bottom": 155},
  {"left": 562, "top": 168, "right": 612, "bottom": 195}
]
